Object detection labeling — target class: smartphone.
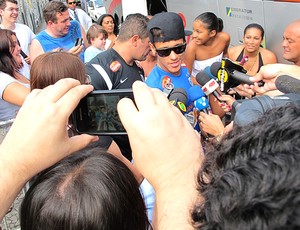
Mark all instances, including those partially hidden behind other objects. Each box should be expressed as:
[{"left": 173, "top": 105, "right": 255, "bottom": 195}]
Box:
[
  {"left": 72, "top": 89, "right": 134, "bottom": 135},
  {"left": 75, "top": 38, "right": 83, "bottom": 46}
]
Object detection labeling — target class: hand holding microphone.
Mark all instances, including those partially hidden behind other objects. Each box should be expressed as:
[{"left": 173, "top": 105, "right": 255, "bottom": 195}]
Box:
[
  {"left": 248, "top": 64, "right": 300, "bottom": 94},
  {"left": 198, "top": 112, "right": 225, "bottom": 137}
]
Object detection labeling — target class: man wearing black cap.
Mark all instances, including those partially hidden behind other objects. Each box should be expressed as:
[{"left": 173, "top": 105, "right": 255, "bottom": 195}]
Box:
[{"left": 145, "top": 12, "right": 192, "bottom": 94}]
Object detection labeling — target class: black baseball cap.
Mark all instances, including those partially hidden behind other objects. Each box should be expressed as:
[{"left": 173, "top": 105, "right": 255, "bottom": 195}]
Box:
[{"left": 147, "top": 12, "right": 192, "bottom": 43}]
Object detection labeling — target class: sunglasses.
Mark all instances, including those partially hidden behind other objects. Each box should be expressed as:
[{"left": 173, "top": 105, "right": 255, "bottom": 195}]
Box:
[
  {"left": 154, "top": 43, "right": 186, "bottom": 57},
  {"left": 68, "top": 2, "right": 77, "bottom": 5}
]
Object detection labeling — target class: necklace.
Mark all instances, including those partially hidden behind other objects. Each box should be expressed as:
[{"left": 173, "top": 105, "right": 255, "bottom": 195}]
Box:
[{"left": 244, "top": 49, "right": 259, "bottom": 72}]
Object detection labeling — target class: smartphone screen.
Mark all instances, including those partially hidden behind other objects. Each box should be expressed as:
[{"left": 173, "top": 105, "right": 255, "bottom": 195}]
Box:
[{"left": 72, "top": 89, "right": 133, "bottom": 135}]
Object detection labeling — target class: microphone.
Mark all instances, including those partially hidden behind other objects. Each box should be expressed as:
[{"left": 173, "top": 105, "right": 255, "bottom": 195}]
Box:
[
  {"left": 194, "top": 96, "right": 210, "bottom": 114},
  {"left": 275, "top": 75, "right": 300, "bottom": 94},
  {"left": 169, "top": 88, "right": 188, "bottom": 114},
  {"left": 185, "top": 86, "right": 206, "bottom": 132},
  {"left": 195, "top": 71, "right": 222, "bottom": 102},
  {"left": 210, "top": 59, "right": 263, "bottom": 86},
  {"left": 187, "top": 85, "right": 205, "bottom": 102}
]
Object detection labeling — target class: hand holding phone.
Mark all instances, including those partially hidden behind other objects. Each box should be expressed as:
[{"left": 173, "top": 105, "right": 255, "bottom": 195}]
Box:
[
  {"left": 75, "top": 38, "right": 83, "bottom": 46},
  {"left": 72, "top": 89, "right": 134, "bottom": 135}
]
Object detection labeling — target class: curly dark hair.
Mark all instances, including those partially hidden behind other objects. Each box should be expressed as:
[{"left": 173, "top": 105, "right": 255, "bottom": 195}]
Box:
[{"left": 193, "top": 103, "right": 300, "bottom": 230}]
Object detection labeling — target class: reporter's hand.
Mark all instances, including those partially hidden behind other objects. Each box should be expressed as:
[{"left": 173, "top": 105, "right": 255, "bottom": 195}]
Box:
[
  {"left": 229, "top": 84, "right": 255, "bottom": 98},
  {"left": 247, "top": 64, "right": 286, "bottom": 94},
  {"left": 0, "top": 78, "right": 98, "bottom": 180},
  {"left": 118, "top": 81, "right": 203, "bottom": 190},
  {"left": 199, "top": 112, "right": 225, "bottom": 137},
  {"left": 219, "top": 95, "right": 236, "bottom": 112}
]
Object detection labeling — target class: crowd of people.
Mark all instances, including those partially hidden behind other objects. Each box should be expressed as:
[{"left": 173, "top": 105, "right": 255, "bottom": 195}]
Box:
[{"left": 0, "top": 0, "right": 300, "bottom": 229}]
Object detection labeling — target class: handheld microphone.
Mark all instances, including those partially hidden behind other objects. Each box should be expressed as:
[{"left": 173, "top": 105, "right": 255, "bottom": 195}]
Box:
[
  {"left": 169, "top": 88, "right": 188, "bottom": 114},
  {"left": 187, "top": 85, "right": 206, "bottom": 102},
  {"left": 275, "top": 75, "right": 300, "bottom": 94},
  {"left": 210, "top": 59, "right": 263, "bottom": 86},
  {"left": 195, "top": 71, "right": 222, "bottom": 102},
  {"left": 194, "top": 96, "right": 210, "bottom": 114}
]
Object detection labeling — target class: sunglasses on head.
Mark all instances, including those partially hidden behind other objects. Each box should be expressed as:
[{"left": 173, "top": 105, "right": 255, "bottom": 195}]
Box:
[
  {"left": 68, "top": 1, "right": 77, "bottom": 5},
  {"left": 154, "top": 43, "right": 186, "bottom": 57}
]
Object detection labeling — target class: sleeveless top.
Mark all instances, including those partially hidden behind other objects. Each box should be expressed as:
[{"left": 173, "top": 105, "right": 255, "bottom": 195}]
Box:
[
  {"left": 192, "top": 52, "right": 223, "bottom": 77},
  {"left": 236, "top": 48, "right": 263, "bottom": 73},
  {"left": 35, "top": 21, "right": 84, "bottom": 61}
]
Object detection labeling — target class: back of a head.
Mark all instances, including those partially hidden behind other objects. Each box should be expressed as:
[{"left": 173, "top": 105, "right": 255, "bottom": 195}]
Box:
[
  {"left": 20, "top": 148, "right": 149, "bottom": 230},
  {"left": 193, "top": 104, "right": 300, "bottom": 229},
  {"left": 195, "top": 12, "right": 223, "bottom": 32},
  {"left": 30, "top": 52, "right": 87, "bottom": 90},
  {"left": 117, "top": 13, "right": 149, "bottom": 42}
]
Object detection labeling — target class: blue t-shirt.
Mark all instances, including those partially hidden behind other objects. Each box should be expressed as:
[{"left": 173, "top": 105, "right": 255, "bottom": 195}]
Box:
[
  {"left": 146, "top": 65, "right": 192, "bottom": 93},
  {"left": 35, "top": 20, "right": 84, "bottom": 61},
  {"left": 146, "top": 65, "right": 201, "bottom": 131}
]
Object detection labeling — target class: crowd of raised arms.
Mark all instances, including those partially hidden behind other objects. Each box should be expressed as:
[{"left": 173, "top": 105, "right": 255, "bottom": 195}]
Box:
[{"left": 0, "top": 0, "right": 300, "bottom": 229}]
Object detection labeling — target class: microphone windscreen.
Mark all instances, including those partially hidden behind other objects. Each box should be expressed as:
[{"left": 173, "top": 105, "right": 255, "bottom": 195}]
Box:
[
  {"left": 195, "top": 71, "right": 212, "bottom": 86},
  {"left": 275, "top": 75, "right": 300, "bottom": 94},
  {"left": 187, "top": 85, "right": 205, "bottom": 101},
  {"left": 203, "top": 66, "right": 218, "bottom": 80},
  {"left": 210, "top": 62, "right": 222, "bottom": 77},
  {"left": 194, "top": 97, "right": 209, "bottom": 110},
  {"left": 169, "top": 88, "right": 188, "bottom": 104}
]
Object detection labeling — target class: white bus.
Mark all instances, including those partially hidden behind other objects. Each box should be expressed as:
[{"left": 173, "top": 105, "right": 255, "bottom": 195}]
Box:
[{"left": 102, "top": 0, "right": 300, "bottom": 64}]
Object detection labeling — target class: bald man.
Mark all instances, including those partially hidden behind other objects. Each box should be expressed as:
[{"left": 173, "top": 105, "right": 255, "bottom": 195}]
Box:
[{"left": 282, "top": 19, "right": 300, "bottom": 66}]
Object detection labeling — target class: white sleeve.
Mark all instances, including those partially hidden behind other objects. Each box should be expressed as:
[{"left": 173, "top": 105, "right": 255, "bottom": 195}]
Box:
[{"left": 0, "top": 72, "right": 17, "bottom": 99}]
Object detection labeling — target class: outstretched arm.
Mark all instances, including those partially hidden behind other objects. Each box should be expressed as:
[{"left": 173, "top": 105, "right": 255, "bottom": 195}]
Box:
[
  {"left": 248, "top": 63, "right": 300, "bottom": 94},
  {"left": 0, "top": 79, "right": 98, "bottom": 220},
  {"left": 118, "top": 81, "right": 203, "bottom": 229}
]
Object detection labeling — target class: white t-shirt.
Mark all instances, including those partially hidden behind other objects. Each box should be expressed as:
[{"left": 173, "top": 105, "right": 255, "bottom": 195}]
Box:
[{"left": 0, "top": 71, "right": 29, "bottom": 121}]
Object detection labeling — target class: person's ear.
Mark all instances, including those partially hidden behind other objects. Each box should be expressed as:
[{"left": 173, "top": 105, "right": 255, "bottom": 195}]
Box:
[
  {"left": 131, "top": 34, "right": 140, "bottom": 47},
  {"left": 149, "top": 42, "right": 157, "bottom": 54},
  {"left": 209, "top": 29, "right": 217, "bottom": 38}
]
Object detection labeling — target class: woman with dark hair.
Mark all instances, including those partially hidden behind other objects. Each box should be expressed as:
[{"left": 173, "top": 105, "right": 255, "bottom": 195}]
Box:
[
  {"left": 0, "top": 29, "right": 30, "bottom": 122},
  {"left": 97, "top": 13, "right": 119, "bottom": 49},
  {"left": 184, "top": 12, "right": 230, "bottom": 82},
  {"left": 228, "top": 23, "right": 277, "bottom": 77},
  {"left": 20, "top": 148, "right": 150, "bottom": 230}
]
